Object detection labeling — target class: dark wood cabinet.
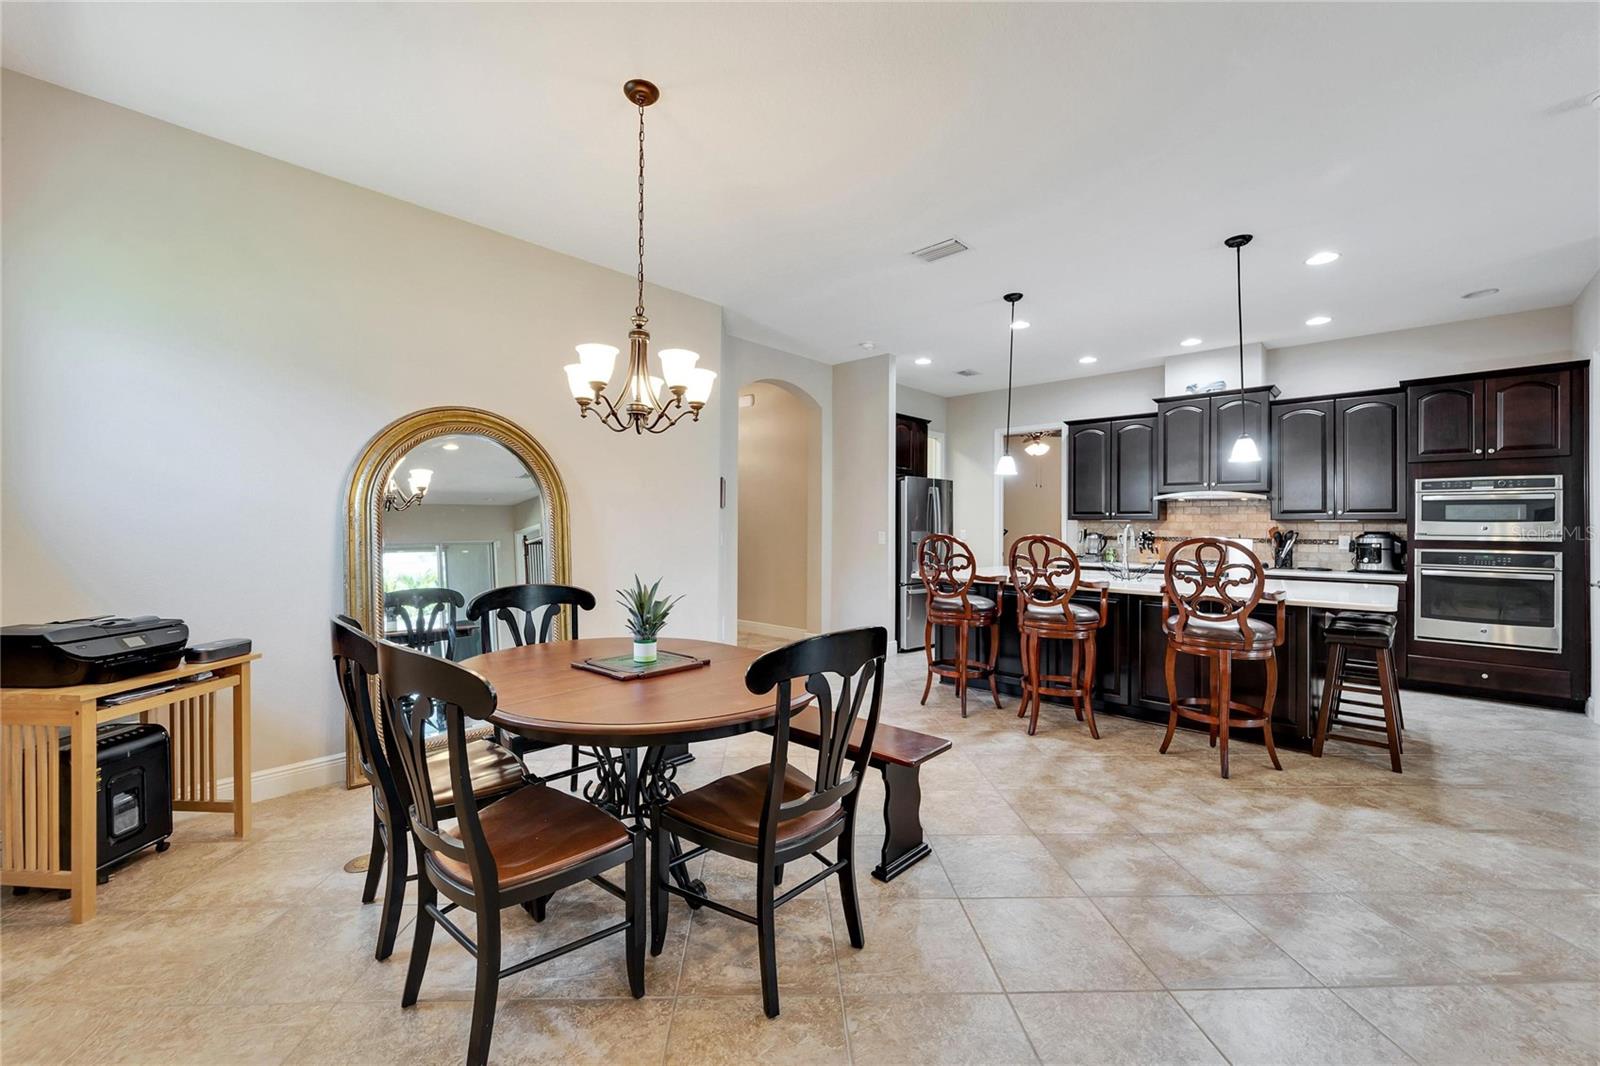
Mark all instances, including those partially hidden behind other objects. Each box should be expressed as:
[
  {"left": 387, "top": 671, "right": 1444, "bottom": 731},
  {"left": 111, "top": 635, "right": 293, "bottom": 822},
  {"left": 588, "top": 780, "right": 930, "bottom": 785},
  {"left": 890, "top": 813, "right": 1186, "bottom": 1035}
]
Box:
[
  {"left": 1067, "top": 422, "right": 1111, "bottom": 518},
  {"left": 895, "top": 414, "right": 929, "bottom": 477},
  {"left": 1270, "top": 400, "right": 1336, "bottom": 519},
  {"left": 1069, "top": 416, "right": 1157, "bottom": 519},
  {"left": 1272, "top": 391, "right": 1406, "bottom": 521},
  {"left": 1407, "top": 379, "right": 1481, "bottom": 461},
  {"left": 1109, "top": 417, "right": 1159, "bottom": 518},
  {"left": 1408, "top": 369, "right": 1571, "bottom": 463},
  {"left": 1485, "top": 368, "right": 1570, "bottom": 458},
  {"left": 1156, "top": 388, "right": 1276, "bottom": 494},
  {"left": 1335, "top": 392, "right": 1406, "bottom": 518}
]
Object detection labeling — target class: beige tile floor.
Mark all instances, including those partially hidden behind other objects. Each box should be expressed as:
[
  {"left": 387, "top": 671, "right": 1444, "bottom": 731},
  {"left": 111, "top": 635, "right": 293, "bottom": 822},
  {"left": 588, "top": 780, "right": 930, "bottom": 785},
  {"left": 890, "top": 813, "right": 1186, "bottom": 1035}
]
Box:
[{"left": 3, "top": 646, "right": 1598, "bottom": 1065}]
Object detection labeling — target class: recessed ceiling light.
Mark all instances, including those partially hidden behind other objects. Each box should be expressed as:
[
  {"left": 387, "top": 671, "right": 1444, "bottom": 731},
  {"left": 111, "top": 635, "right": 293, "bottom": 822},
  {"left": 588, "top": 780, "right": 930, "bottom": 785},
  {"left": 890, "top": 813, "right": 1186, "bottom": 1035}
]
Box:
[
  {"left": 1305, "top": 251, "right": 1340, "bottom": 266},
  {"left": 1305, "top": 315, "right": 1332, "bottom": 326},
  {"left": 1078, "top": 355, "right": 1098, "bottom": 364},
  {"left": 914, "top": 357, "right": 932, "bottom": 366},
  {"left": 1461, "top": 288, "right": 1501, "bottom": 300},
  {"left": 1010, "top": 320, "right": 1030, "bottom": 330},
  {"left": 1180, "top": 337, "right": 1203, "bottom": 347},
  {"left": 441, "top": 442, "right": 460, "bottom": 451},
  {"left": 858, "top": 341, "right": 876, "bottom": 350}
]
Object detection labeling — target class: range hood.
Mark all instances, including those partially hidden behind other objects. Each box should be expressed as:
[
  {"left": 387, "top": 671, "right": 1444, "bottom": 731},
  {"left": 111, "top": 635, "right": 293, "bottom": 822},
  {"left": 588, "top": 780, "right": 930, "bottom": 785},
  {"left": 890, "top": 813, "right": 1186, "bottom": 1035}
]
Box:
[{"left": 1153, "top": 489, "right": 1270, "bottom": 503}]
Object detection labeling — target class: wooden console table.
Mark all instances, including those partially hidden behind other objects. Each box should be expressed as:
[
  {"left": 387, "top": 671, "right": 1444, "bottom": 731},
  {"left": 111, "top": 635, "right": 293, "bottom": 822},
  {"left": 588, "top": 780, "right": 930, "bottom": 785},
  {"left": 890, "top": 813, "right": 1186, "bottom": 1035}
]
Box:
[{"left": 0, "top": 653, "right": 259, "bottom": 922}]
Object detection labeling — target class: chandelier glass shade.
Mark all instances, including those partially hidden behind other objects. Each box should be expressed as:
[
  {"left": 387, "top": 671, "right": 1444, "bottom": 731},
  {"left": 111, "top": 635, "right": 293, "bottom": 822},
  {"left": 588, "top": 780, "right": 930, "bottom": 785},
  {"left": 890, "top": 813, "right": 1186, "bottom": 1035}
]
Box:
[
  {"left": 384, "top": 468, "right": 432, "bottom": 512},
  {"left": 564, "top": 79, "right": 714, "bottom": 434},
  {"left": 1023, "top": 432, "right": 1052, "bottom": 457}
]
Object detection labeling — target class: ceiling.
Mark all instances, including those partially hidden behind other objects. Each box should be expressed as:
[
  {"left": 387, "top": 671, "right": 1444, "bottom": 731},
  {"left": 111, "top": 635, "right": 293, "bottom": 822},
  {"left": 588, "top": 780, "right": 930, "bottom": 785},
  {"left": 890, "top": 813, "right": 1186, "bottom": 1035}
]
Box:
[
  {"left": 394, "top": 435, "right": 541, "bottom": 507},
  {"left": 4, "top": 3, "right": 1596, "bottom": 396}
]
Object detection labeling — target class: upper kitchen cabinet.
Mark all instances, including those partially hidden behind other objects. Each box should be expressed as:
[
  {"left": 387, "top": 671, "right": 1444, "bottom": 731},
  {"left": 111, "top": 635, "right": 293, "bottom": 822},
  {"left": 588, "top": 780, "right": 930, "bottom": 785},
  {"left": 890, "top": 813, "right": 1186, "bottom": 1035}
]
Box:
[
  {"left": 1155, "top": 387, "right": 1277, "bottom": 495},
  {"left": 1407, "top": 367, "right": 1572, "bottom": 462},
  {"left": 1067, "top": 415, "right": 1158, "bottom": 519},
  {"left": 1067, "top": 421, "right": 1111, "bottom": 518},
  {"left": 1335, "top": 392, "right": 1407, "bottom": 518},
  {"left": 895, "top": 413, "right": 929, "bottom": 477},
  {"left": 1109, "top": 417, "right": 1159, "bottom": 518},
  {"left": 1271, "top": 391, "right": 1406, "bottom": 520}
]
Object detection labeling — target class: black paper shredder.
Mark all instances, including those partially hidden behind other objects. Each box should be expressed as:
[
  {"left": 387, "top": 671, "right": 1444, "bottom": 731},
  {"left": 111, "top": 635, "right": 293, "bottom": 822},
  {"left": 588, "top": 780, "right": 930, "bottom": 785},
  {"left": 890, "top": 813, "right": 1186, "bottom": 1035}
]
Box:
[{"left": 58, "top": 723, "right": 174, "bottom": 879}]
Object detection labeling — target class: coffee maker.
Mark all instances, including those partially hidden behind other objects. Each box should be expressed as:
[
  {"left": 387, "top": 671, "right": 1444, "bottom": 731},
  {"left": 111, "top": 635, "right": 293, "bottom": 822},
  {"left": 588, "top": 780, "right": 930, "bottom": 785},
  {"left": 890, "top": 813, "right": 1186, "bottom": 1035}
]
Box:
[{"left": 1350, "top": 531, "right": 1405, "bottom": 573}]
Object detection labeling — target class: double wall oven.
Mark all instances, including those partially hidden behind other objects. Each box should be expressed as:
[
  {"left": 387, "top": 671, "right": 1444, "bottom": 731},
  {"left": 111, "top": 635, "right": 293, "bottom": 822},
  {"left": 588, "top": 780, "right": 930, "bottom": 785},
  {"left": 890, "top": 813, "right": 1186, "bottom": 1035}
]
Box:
[{"left": 1412, "top": 475, "right": 1566, "bottom": 654}]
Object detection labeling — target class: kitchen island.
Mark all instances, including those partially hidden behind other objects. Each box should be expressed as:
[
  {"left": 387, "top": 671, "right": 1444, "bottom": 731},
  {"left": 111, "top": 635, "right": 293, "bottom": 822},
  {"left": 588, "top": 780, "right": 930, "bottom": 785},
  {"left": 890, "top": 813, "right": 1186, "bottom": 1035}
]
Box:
[{"left": 933, "top": 565, "right": 1398, "bottom": 746}]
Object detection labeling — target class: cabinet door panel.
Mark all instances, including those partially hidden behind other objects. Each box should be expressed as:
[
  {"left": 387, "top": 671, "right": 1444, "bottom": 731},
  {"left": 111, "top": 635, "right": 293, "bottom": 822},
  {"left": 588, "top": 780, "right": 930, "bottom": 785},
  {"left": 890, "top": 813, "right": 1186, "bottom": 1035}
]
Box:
[
  {"left": 1155, "top": 400, "right": 1210, "bottom": 493},
  {"left": 1109, "top": 417, "right": 1158, "bottom": 518},
  {"left": 1335, "top": 392, "right": 1406, "bottom": 519},
  {"left": 1486, "top": 370, "right": 1569, "bottom": 458},
  {"left": 1270, "top": 400, "right": 1335, "bottom": 519},
  {"left": 1067, "top": 422, "right": 1111, "bottom": 519},
  {"left": 1407, "top": 380, "right": 1482, "bottom": 461},
  {"left": 1211, "top": 392, "right": 1271, "bottom": 491}
]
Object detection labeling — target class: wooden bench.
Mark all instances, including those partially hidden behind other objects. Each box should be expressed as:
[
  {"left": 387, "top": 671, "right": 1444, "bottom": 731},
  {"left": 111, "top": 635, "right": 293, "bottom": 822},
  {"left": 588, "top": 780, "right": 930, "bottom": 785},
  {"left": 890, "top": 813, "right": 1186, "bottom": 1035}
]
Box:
[{"left": 786, "top": 707, "right": 952, "bottom": 882}]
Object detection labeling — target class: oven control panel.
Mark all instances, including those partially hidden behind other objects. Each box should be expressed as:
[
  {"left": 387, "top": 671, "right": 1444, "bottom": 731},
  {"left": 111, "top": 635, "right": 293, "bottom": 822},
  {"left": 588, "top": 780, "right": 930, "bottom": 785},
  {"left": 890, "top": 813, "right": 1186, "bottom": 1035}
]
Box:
[
  {"left": 1417, "top": 476, "right": 1560, "bottom": 492},
  {"left": 1414, "top": 549, "right": 1561, "bottom": 570}
]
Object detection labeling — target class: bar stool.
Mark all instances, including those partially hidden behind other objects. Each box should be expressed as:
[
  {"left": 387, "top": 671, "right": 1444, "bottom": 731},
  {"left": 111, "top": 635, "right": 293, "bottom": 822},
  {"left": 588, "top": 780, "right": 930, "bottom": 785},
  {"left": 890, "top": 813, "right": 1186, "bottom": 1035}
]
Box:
[
  {"left": 1158, "top": 538, "right": 1286, "bottom": 779},
  {"left": 1313, "top": 611, "right": 1404, "bottom": 773},
  {"left": 918, "top": 533, "right": 1001, "bottom": 718},
  {"left": 1009, "top": 535, "right": 1108, "bottom": 737}
]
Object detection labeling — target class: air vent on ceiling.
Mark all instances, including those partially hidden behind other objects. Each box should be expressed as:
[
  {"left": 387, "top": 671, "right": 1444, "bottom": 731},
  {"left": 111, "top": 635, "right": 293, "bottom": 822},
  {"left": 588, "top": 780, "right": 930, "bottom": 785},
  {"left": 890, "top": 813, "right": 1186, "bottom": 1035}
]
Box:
[
  {"left": 955, "top": 369, "right": 982, "bottom": 377},
  {"left": 910, "top": 238, "right": 969, "bottom": 263}
]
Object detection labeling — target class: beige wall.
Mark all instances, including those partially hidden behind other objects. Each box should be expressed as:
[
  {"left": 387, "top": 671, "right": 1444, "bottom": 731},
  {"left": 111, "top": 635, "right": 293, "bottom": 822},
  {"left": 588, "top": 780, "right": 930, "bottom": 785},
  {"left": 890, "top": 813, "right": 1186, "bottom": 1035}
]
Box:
[
  {"left": 737, "top": 381, "right": 822, "bottom": 632},
  {"left": 383, "top": 503, "right": 519, "bottom": 587},
  {"left": 0, "top": 73, "right": 727, "bottom": 785},
  {"left": 830, "top": 354, "right": 896, "bottom": 631},
  {"left": 1001, "top": 434, "right": 1062, "bottom": 559}
]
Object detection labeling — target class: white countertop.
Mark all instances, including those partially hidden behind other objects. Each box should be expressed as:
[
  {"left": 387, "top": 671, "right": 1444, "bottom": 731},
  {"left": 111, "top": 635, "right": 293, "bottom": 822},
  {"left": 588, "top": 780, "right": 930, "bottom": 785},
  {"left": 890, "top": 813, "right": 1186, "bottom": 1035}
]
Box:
[
  {"left": 972, "top": 566, "right": 1399, "bottom": 613},
  {"left": 1075, "top": 560, "right": 1405, "bottom": 584}
]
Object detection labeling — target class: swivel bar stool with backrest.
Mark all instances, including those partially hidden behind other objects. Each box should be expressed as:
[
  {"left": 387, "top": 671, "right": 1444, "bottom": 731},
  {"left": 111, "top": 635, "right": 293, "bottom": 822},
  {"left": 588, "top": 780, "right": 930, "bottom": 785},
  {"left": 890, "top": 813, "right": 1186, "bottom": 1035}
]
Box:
[
  {"left": 1158, "top": 538, "right": 1286, "bottom": 779},
  {"left": 1009, "top": 535, "right": 1110, "bottom": 737},
  {"left": 650, "top": 627, "right": 886, "bottom": 1019},
  {"left": 377, "top": 639, "right": 645, "bottom": 1066},
  {"left": 329, "top": 616, "right": 530, "bottom": 960},
  {"left": 466, "top": 583, "right": 602, "bottom": 789},
  {"left": 918, "top": 533, "right": 1001, "bottom": 718}
]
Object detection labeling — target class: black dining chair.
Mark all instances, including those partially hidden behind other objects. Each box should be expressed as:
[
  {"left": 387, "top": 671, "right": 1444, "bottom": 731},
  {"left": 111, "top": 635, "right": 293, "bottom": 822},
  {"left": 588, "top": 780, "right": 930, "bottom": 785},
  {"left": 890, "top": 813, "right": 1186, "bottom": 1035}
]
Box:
[
  {"left": 377, "top": 639, "right": 645, "bottom": 1066},
  {"left": 465, "top": 583, "right": 601, "bottom": 789},
  {"left": 650, "top": 626, "right": 887, "bottom": 1018},
  {"left": 330, "top": 616, "right": 530, "bottom": 960},
  {"left": 385, "top": 587, "right": 466, "bottom": 659}
]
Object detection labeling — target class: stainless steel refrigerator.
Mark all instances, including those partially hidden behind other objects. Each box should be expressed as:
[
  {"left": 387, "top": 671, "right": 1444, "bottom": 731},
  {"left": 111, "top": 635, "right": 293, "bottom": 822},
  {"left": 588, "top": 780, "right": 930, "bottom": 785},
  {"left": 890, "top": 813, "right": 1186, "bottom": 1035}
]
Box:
[{"left": 897, "top": 476, "right": 952, "bottom": 652}]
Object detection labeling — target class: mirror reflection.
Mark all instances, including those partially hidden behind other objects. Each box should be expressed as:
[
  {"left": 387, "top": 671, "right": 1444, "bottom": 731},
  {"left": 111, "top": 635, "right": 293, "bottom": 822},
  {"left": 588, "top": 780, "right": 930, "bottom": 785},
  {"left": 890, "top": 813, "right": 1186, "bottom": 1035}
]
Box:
[{"left": 380, "top": 434, "right": 548, "bottom": 660}]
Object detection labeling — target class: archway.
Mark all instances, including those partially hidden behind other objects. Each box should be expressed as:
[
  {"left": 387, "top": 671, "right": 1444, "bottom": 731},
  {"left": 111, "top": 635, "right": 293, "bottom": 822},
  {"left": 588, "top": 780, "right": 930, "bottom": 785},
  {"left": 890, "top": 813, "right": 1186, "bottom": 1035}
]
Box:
[{"left": 736, "top": 379, "right": 824, "bottom": 643}]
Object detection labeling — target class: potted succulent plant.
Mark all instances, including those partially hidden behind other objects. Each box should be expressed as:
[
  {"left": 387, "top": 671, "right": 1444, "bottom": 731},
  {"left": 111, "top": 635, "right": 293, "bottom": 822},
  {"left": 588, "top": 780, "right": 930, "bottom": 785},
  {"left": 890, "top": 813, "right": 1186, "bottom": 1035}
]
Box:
[{"left": 617, "top": 575, "right": 683, "bottom": 664}]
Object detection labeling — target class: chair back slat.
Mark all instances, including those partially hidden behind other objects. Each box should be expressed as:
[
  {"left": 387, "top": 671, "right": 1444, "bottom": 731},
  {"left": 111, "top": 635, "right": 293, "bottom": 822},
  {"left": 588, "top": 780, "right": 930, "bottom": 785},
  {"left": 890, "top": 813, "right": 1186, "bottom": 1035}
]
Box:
[
  {"left": 917, "top": 534, "right": 977, "bottom": 609},
  {"left": 745, "top": 628, "right": 887, "bottom": 857},
  {"left": 384, "top": 587, "right": 465, "bottom": 658},
  {"left": 1163, "top": 537, "right": 1265, "bottom": 641},
  {"left": 330, "top": 616, "right": 406, "bottom": 823},
  {"left": 375, "top": 640, "right": 499, "bottom": 885},
  {"left": 467, "top": 583, "right": 597, "bottom": 652},
  {"left": 1008, "top": 534, "right": 1083, "bottom": 617}
]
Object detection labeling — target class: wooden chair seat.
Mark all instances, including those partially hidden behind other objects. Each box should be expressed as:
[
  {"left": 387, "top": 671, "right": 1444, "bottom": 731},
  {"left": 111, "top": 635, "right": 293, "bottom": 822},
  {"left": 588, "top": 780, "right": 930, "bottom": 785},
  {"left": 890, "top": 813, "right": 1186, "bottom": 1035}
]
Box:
[
  {"left": 426, "top": 739, "right": 529, "bottom": 809},
  {"left": 435, "top": 784, "right": 632, "bottom": 891},
  {"left": 1166, "top": 613, "right": 1277, "bottom": 649},
  {"left": 666, "top": 765, "right": 843, "bottom": 847}
]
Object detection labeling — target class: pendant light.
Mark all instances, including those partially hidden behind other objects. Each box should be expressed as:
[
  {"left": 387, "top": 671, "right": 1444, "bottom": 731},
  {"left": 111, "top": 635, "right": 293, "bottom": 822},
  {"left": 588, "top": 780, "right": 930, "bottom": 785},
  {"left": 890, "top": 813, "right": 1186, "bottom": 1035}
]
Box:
[
  {"left": 995, "top": 292, "right": 1023, "bottom": 476},
  {"left": 1224, "top": 233, "right": 1261, "bottom": 464}
]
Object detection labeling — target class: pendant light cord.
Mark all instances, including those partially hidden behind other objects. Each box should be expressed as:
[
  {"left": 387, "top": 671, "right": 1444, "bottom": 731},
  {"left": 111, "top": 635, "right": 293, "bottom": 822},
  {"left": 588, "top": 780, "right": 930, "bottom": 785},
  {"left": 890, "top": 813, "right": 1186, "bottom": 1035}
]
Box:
[
  {"left": 1003, "top": 299, "right": 1016, "bottom": 454},
  {"left": 635, "top": 97, "right": 647, "bottom": 320},
  {"left": 1235, "top": 241, "right": 1246, "bottom": 404}
]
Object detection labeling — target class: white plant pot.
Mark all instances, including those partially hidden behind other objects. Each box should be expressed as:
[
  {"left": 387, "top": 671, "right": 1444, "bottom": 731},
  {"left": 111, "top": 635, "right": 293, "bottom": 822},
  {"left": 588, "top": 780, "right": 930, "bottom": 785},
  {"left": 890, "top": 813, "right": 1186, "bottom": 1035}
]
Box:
[{"left": 632, "top": 640, "right": 659, "bottom": 664}]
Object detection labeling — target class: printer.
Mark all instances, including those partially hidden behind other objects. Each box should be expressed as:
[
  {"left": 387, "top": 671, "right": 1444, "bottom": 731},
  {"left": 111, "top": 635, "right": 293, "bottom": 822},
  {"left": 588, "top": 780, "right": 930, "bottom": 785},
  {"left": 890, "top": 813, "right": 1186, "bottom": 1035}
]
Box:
[{"left": 1, "top": 616, "right": 189, "bottom": 688}]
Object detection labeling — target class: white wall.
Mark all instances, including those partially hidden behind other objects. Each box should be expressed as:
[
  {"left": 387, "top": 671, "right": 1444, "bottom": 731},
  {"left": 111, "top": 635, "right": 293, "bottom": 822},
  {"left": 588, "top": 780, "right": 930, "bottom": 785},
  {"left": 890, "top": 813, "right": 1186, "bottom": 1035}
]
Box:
[
  {"left": 896, "top": 384, "right": 948, "bottom": 435},
  {"left": 1574, "top": 271, "right": 1600, "bottom": 716},
  {"left": 1163, "top": 343, "right": 1267, "bottom": 396},
  {"left": 1, "top": 73, "right": 727, "bottom": 778},
  {"left": 830, "top": 354, "right": 896, "bottom": 630},
  {"left": 736, "top": 381, "right": 822, "bottom": 633},
  {"left": 1269, "top": 307, "right": 1574, "bottom": 397},
  {"left": 719, "top": 333, "right": 834, "bottom": 635},
  {"left": 383, "top": 503, "right": 519, "bottom": 586}
]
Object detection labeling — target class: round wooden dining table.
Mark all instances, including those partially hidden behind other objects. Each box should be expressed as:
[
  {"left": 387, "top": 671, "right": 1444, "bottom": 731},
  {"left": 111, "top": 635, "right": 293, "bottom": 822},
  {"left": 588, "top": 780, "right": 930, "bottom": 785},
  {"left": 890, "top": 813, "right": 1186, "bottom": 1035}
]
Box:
[{"left": 459, "top": 636, "right": 780, "bottom": 900}]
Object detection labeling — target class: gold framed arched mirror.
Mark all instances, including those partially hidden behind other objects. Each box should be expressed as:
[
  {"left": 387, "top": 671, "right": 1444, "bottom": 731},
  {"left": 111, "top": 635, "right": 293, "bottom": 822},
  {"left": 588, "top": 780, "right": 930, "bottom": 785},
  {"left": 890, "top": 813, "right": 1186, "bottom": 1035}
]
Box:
[{"left": 343, "top": 406, "right": 572, "bottom": 786}]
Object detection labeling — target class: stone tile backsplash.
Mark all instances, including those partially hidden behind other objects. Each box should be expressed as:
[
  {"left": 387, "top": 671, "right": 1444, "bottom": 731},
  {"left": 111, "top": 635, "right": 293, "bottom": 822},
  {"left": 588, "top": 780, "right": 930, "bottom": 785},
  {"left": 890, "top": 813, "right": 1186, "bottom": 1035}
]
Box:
[{"left": 1078, "top": 500, "right": 1406, "bottom": 571}]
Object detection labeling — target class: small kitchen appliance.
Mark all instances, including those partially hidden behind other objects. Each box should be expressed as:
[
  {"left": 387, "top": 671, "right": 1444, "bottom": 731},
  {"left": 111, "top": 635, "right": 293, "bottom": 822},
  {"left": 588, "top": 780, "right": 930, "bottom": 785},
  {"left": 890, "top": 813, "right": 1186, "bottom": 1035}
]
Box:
[
  {"left": 1351, "top": 531, "right": 1406, "bottom": 573},
  {"left": 1413, "top": 475, "right": 1562, "bottom": 542}
]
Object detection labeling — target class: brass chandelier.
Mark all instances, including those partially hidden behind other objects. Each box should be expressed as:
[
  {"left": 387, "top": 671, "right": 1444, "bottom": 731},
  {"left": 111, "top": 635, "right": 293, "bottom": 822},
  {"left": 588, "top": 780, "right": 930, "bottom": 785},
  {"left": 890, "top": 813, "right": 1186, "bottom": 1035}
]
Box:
[{"left": 564, "top": 79, "right": 715, "bottom": 434}]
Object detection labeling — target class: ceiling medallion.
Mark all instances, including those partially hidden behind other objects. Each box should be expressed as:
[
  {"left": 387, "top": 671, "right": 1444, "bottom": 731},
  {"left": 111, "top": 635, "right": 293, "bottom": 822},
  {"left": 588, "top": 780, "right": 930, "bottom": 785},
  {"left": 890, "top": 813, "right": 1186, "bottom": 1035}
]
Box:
[{"left": 563, "top": 79, "right": 715, "bottom": 434}]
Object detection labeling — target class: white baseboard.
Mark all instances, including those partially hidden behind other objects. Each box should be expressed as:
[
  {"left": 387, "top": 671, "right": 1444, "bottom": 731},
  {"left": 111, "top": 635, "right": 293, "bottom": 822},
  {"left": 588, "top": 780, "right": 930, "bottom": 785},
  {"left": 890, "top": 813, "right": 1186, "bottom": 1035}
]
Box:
[
  {"left": 736, "top": 619, "right": 813, "bottom": 641},
  {"left": 214, "top": 752, "right": 348, "bottom": 803}
]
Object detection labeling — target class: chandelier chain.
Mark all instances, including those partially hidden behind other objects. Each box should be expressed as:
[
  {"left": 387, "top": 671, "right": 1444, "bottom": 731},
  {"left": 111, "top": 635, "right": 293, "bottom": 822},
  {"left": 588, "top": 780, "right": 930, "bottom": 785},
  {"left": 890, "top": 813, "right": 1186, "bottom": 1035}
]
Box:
[{"left": 635, "top": 99, "right": 646, "bottom": 319}]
